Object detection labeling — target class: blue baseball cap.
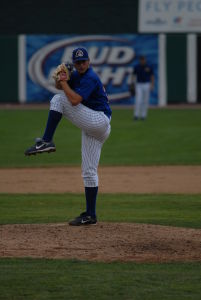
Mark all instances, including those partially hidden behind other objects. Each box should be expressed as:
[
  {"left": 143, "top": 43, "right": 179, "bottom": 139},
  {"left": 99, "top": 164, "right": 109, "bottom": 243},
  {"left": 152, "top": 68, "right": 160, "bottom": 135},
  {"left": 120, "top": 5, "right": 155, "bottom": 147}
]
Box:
[{"left": 72, "top": 47, "right": 89, "bottom": 63}]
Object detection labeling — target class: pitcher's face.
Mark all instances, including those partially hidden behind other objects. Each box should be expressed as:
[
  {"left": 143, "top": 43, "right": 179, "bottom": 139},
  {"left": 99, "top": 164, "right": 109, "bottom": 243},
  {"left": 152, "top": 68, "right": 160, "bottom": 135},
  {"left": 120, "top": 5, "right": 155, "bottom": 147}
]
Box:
[{"left": 74, "top": 60, "right": 90, "bottom": 74}]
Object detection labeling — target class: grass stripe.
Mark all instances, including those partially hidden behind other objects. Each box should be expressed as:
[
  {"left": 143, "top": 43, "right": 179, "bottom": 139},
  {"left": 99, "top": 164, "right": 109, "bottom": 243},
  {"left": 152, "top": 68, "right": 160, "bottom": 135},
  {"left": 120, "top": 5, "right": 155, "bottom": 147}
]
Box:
[
  {"left": 0, "top": 193, "right": 201, "bottom": 228},
  {"left": 0, "top": 258, "right": 201, "bottom": 300},
  {"left": 0, "top": 109, "right": 201, "bottom": 167}
]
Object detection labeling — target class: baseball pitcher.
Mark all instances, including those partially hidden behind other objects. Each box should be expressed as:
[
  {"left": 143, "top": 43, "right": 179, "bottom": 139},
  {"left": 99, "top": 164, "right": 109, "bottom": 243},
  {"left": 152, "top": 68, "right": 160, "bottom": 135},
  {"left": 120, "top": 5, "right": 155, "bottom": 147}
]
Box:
[{"left": 25, "top": 47, "right": 112, "bottom": 226}]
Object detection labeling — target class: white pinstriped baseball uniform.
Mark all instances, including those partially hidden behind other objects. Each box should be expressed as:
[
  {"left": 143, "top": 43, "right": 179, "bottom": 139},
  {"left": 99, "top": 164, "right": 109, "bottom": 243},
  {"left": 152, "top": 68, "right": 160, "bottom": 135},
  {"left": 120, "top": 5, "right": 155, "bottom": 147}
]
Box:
[
  {"left": 25, "top": 47, "right": 112, "bottom": 224},
  {"left": 50, "top": 92, "right": 111, "bottom": 187}
]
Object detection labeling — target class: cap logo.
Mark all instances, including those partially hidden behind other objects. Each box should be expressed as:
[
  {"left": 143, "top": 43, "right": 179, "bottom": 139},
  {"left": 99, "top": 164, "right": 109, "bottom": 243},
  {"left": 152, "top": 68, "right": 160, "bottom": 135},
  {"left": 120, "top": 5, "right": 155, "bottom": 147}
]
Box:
[{"left": 75, "top": 49, "right": 84, "bottom": 58}]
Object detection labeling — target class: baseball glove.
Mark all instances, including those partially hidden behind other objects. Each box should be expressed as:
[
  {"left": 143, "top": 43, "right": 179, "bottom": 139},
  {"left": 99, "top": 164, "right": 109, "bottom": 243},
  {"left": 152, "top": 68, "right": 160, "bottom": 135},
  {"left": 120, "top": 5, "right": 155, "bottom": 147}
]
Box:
[
  {"left": 129, "top": 84, "right": 135, "bottom": 96},
  {"left": 53, "top": 62, "right": 73, "bottom": 82}
]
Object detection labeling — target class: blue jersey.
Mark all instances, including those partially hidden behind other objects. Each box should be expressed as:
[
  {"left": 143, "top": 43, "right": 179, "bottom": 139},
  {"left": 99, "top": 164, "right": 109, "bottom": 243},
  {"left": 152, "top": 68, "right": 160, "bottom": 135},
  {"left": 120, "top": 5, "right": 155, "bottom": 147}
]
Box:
[
  {"left": 69, "top": 67, "right": 112, "bottom": 118},
  {"left": 134, "top": 64, "right": 153, "bottom": 83}
]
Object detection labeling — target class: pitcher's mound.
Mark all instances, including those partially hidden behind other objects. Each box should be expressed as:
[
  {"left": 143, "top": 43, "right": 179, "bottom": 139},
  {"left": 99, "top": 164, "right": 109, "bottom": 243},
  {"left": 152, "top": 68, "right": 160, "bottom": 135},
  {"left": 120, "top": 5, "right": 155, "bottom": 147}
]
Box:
[{"left": 1, "top": 222, "right": 201, "bottom": 262}]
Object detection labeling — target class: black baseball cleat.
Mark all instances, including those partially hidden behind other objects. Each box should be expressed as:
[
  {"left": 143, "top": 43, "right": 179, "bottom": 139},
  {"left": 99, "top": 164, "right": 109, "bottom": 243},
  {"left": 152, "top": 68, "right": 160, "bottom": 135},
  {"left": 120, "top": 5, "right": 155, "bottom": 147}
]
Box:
[
  {"left": 69, "top": 212, "right": 97, "bottom": 226},
  {"left": 24, "top": 138, "right": 56, "bottom": 156}
]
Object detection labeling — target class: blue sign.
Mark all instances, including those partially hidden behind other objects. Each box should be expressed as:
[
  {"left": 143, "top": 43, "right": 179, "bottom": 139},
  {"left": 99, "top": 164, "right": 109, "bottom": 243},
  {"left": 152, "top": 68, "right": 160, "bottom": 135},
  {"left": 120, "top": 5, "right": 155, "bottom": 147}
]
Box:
[{"left": 25, "top": 34, "right": 158, "bottom": 105}]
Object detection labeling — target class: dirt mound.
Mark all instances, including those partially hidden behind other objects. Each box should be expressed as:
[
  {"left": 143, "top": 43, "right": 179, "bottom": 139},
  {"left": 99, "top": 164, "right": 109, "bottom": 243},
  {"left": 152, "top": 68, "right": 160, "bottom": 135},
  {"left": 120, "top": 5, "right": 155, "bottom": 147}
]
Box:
[{"left": 1, "top": 222, "right": 201, "bottom": 262}]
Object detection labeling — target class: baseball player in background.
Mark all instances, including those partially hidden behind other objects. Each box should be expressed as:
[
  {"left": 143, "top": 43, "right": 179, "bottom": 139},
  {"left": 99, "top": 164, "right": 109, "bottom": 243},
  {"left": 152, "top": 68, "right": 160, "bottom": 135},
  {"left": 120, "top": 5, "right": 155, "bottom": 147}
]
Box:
[
  {"left": 131, "top": 55, "right": 154, "bottom": 120},
  {"left": 25, "top": 47, "right": 112, "bottom": 226}
]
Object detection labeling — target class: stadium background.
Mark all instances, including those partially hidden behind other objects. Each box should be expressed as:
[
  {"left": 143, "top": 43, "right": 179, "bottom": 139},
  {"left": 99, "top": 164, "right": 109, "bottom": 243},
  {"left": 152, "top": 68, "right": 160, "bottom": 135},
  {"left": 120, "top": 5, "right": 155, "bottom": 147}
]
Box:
[
  {"left": 1, "top": 0, "right": 201, "bottom": 105},
  {"left": 0, "top": 1, "right": 201, "bottom": 299}
]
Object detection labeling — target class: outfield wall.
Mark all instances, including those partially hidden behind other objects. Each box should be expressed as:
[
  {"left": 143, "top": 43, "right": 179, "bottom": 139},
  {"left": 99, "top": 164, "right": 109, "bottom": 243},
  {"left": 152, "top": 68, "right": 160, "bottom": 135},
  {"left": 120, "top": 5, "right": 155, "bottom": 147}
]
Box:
[
  {"left": 1, "top": 34, "right": 200, "bottom": 105},
  {"left": 1, "top": 0, "right": 201, "bottom": 105},
  {"left": 0, "top": 36, "right": 18, "bottom": 103}
]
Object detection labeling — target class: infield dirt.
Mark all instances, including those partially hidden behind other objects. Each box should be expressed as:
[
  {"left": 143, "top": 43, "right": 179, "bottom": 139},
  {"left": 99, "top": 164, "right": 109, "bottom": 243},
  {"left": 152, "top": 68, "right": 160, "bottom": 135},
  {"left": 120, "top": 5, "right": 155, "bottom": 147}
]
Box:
[{"left": 0, "top": 166, "right": 201, "bottom": 194}]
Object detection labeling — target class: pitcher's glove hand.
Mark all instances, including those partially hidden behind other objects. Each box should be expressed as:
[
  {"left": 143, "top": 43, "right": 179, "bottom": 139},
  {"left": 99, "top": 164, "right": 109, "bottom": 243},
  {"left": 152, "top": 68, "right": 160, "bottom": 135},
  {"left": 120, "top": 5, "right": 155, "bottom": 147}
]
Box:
[{"left": 53, "top": 62, "right": 73, "bottom": 82}]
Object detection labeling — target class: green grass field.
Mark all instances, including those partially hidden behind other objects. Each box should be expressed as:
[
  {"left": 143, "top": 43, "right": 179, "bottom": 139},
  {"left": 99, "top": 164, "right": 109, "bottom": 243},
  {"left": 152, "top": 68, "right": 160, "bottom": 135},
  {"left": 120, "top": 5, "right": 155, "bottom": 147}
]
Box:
[
  {"left": 0, "top": 108, "right": 201, "bottom": 167},
  {"left": 0, "top": 107, "right": 201, "bottom": 299},
  {"left": 0, "top": 259, "right": 201, "bottom": 300},
  {"left": 0, "top": 193, "right": 201, "bottom": 228}
]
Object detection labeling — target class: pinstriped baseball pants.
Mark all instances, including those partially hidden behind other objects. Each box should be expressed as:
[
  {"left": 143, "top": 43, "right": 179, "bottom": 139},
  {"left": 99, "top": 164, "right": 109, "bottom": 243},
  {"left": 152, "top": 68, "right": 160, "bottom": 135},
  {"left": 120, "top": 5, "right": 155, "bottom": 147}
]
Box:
[
  {"left": 134, "top": 83, "right": 151, "bottom": 119},
  {"left": 50, "top": 93, "right": 111, "bottom": 187}
]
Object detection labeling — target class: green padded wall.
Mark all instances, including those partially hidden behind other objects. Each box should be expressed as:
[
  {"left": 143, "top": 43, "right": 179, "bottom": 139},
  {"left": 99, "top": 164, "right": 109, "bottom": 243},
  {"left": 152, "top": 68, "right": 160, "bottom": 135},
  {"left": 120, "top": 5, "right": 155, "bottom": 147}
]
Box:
[
  {"left": 0, "top": 36, "right": 18, "bottom": 102},
  {"left": 166, "top": 34, "right": 187, "bottom": 103}
]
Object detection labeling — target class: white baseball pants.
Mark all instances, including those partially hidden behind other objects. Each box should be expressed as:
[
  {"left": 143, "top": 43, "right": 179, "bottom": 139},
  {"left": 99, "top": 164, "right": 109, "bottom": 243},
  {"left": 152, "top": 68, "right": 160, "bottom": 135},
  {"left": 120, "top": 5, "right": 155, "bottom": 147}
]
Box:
[
  {"left": 50, "top": 93, "right": 111, "bottom": 187},
  {"left": 134, "top": 83, "right": 151, "bottom": 119}
]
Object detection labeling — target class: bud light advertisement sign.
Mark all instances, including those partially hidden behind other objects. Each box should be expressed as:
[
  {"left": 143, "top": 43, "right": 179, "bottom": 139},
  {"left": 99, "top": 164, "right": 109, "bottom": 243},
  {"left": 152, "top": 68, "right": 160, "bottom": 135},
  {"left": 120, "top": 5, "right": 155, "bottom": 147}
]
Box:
[{"left": 23, "top": 34, "right": 158, "bottom": 105}]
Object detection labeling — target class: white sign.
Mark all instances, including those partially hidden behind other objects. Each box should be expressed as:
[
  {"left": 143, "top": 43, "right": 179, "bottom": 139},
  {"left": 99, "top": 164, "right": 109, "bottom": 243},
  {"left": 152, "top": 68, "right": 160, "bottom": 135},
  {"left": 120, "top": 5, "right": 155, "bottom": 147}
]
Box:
[{"left": 139, "top": 0, "right": 201, "bottom": 32}]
